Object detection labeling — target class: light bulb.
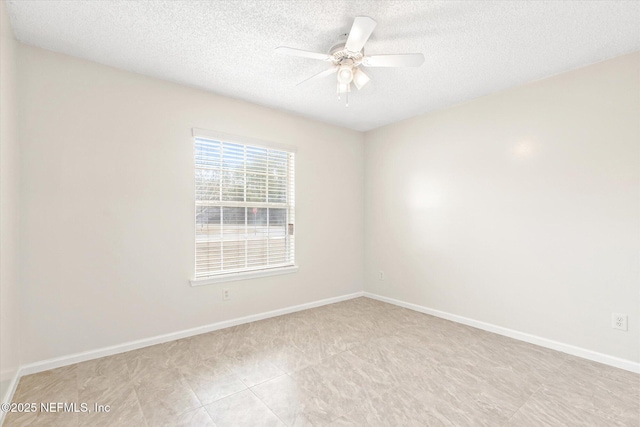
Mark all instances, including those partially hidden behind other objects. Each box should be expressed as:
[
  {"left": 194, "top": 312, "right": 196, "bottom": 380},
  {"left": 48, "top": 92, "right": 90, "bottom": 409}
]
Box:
[
  {"left": 352, "top": 68, "right": 370, "bottom": 90},
  {"left": 337, "top": 65, "right": 353, "bottom": 84}
]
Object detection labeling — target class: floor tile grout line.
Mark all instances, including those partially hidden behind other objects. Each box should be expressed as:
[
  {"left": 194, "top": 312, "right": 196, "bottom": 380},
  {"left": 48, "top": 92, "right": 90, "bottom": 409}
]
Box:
[
  {"left": 500, "top": 382, "right": 545, "bottom": 426},
  {"left": 246, "top": 385, "right": 289, "bottom": 426},
  {"left": 201, "top": 385, "right": 250, "bottom": 408},
  {"left": 245, "top": 372, "right": 289, "bottom": 389},
  {"left": 501, "top": 357, "right": 571, "bottom": 426},
  {"left": 177, "top": 364, "right": 207, "bottom": 411},
  {"left": 275, "top": 345, "right": 378, "bottom": 425},
  {"left": 128, "top": 360, "right": 206, "bottom": 426},
  {"left": 130, "top": 387, "right": 150, "bottom": 427}
]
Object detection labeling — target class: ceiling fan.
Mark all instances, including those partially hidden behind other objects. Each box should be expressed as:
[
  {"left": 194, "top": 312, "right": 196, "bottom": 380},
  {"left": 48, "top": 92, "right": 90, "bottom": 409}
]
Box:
[{"left": 276, "top": 17, "right": 424, "bottom": 106}]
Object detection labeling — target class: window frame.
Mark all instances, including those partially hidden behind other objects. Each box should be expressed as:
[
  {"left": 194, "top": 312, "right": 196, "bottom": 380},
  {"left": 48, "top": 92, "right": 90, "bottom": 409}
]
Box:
[{"left": 189, "top": 128, "right": 297, "bottom": 286}]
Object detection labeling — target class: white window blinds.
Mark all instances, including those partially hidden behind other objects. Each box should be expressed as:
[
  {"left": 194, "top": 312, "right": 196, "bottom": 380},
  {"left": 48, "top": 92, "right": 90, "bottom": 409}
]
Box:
[{"left": 194, "top": 132, "right": 295, "bottom": 279}]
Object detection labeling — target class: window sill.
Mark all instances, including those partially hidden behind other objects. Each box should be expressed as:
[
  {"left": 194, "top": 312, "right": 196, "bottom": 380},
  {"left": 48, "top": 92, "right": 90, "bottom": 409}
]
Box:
[{"left": 190, "top": 265, "right": 299, "bottom": 286}]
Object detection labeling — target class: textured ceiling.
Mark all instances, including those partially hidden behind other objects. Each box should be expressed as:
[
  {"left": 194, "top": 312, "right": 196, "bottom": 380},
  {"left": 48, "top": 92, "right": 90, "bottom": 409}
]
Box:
[{"left": 6, "top": 1, "right": 640, "bottom": 131}]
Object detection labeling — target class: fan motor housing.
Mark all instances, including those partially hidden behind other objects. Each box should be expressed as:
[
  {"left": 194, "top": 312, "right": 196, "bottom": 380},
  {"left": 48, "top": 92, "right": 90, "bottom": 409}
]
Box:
[{"left": 329, "top": 34, "right": 364, "bottom": 65}]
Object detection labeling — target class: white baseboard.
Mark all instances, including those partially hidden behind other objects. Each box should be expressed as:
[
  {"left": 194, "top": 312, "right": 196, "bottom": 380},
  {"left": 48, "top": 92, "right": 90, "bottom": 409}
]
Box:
[
  {"left": 0, "top": 369, "right": 20, "bottom": 425},
  {"left": 364, "top": 292, "right": 640, "bottom": 374},
  {"left": 8, "top": 291, "right": 363, "bottom": 387}
]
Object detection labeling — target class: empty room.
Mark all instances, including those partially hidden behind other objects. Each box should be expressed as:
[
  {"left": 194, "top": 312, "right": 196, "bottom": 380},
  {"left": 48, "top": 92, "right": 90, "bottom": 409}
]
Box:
[{"left": 0, "top": 1, "right": 638, "bottom": 426}]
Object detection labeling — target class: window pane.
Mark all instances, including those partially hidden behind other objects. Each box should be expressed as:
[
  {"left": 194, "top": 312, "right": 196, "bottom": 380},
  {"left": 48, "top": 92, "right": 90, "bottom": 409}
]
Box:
[
  {"left": 196, "top": 242, "right": 221, "bottom": 275},
  {"left": 269, "top": 208, "right": 286, "bottom": 238},
  {"left": 195, "top": 139, "right": 221, "bottom": 169},
  {"left": 268, "top": 208, "right": 288, "bottom": 264},
  {"left": 269, "top": 150, "right": 287, "bottom": 176},
  {"left": 247, "top": 239, "right": 267, "bottom": 267},
  {"left": 196, "top": 168, "right": 220, "bottom": 202},
  {"left": 221, "top": 170, "right": 245, "bottom": 202},
  {"left": 246, "top": 146, "right": 267, "bottom": 173},
  {"left": 248, "top": 207, "right": 267, "bottom": 228},
  {"left": 196, "top": 206, "right": 220, "bottom": 231},
  {"left": 269, "top": 238, "right": 287, "bottom": 265},
  {"left": 195, "top": 206, "right": 222, "bottom": 276},
  {"left": 222, "top": 142, "right": 244, "bottom": 170},
  {"left": 222, "top": 240, "right": 245, "bottom": 270},
  {"left": 268, "top": 174, "right": 287, "bottom": 203},
  {"left": 246, "top": 172, "right": 266, "bottom": 203},
  {"left": 222, "top": 207, "right": 245, "bottom": 236}
]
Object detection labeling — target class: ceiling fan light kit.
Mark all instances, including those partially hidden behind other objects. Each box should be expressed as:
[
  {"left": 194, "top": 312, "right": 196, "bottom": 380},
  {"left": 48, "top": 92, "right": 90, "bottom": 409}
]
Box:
[{"left": 276, "top": 16, "right": 425, "bottom": 107}]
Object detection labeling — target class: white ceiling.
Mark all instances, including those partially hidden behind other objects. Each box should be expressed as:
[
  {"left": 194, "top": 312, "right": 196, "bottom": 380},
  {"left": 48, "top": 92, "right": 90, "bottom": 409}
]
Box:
[{"left": 6, "top": 1, "right": 640, "bottom": 131}]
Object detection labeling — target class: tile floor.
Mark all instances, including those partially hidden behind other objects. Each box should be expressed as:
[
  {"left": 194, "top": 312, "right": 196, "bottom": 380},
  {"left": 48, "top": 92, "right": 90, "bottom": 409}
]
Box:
[{"left": 4, "top": 297, "right": 639, "bottom": 426}]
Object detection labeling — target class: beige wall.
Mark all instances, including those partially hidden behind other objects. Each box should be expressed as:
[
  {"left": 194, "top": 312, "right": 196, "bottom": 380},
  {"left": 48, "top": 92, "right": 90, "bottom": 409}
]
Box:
[
  {"left": 0, "top": 0, "right": 20, "bottom": 399},
  {"left": 364, "top": 52, "right": 640, "bottom": 363},
  {"left": 17, "top": 45, "right": 364, "bottom": 364}
]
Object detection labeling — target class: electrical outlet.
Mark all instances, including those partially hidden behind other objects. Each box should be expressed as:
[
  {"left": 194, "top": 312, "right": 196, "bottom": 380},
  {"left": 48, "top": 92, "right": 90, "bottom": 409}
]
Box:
[
  {"left": 223, "top": 288, "right": 230, "bottom": 301},
  {"left": 379, "top": 271, "right": 385, "bottom": 280},
  {"left": 612, "top": 313, "right": 627, "bottom": 331}
]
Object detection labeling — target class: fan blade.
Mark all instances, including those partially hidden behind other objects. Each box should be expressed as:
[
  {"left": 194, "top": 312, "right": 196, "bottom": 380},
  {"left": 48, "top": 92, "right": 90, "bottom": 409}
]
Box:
[
  {"left": 296, "top": 67, "right": 337, "bottom": 87},
  {"left": 345, "top": 17, "right": 377, "bottom": 53},
  {"left": 362, "top": 53, "right": 425, "bottom": 67},
  {"left": 275, "top": 46, "right": 331, "bottom": 61}
]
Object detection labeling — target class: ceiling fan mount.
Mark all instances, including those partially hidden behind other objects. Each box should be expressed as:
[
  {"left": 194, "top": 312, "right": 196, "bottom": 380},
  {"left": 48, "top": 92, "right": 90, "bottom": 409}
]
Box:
[
  {"left": 276, "top": 17, "right": 425, "bottom": 106},
  {"left": 329, "top": 36, "right": 364, "bottom": 66}
]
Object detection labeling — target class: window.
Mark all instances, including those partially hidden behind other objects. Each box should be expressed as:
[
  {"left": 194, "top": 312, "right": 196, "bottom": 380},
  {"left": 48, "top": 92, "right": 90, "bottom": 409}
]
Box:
[{"left": 192, "top": 129, "right": 296, "bottom": 284}]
